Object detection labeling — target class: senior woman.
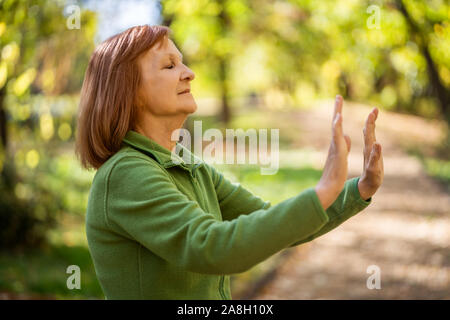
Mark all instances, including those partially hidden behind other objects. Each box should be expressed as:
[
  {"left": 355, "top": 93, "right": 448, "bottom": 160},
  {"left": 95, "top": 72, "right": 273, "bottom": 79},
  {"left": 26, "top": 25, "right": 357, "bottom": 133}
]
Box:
[{"left": 76, "top": 25, "right": 384, "bottom": 300}]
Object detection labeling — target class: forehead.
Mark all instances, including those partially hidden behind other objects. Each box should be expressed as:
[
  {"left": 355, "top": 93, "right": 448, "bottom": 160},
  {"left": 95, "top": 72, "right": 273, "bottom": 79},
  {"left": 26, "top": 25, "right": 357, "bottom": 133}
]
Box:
[{"left": 146, "top": 37, "right": 182, "bottom": 61}]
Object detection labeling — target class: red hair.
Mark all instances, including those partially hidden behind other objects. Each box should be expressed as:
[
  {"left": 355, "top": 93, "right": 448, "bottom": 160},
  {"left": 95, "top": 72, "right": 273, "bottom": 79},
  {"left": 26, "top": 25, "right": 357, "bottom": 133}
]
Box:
[{"left": 75, "top": 24, "right": 171, "bottom": 170}]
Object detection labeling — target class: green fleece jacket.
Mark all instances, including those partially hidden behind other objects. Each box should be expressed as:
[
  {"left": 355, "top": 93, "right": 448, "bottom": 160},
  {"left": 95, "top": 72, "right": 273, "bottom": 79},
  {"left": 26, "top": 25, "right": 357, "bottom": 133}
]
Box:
[{"left": 85, "top": 130, "right": 371, "bottom": 300}]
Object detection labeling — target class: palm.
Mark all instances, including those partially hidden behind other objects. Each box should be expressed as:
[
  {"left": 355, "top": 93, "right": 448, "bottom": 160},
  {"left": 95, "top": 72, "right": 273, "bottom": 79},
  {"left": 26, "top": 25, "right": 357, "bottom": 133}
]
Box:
[
  {"left": 325, "top": 96, "right": 351, "bottom": 188},
  {"left": 359, "top": 107, "right": 384, "bottom": 199}
]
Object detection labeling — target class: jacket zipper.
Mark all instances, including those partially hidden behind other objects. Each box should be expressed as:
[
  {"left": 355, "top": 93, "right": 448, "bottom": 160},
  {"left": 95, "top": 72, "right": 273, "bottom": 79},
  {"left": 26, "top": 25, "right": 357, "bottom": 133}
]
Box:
[
  {"left": 191, "top": 163, "right": 226, "bottom": 299},
  {"left": 219, "top": 275, "right": 227, "bottom": 299}
]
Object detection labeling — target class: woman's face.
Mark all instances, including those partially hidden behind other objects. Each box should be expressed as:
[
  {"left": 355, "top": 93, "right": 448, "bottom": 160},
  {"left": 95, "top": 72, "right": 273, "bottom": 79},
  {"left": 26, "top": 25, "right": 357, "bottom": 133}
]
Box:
[{"left": 136, "top": 37, "right": 197, "bottom": 117}]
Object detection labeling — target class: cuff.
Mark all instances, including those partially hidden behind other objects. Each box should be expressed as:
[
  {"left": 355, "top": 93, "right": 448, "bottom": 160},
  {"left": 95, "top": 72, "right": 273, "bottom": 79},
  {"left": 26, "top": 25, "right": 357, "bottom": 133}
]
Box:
[
  {"left": 352, "top": 177, "right": 372, "bottom": 206},
  {"left": 308, "top": 187, "right": 331, "bottom": 224}
]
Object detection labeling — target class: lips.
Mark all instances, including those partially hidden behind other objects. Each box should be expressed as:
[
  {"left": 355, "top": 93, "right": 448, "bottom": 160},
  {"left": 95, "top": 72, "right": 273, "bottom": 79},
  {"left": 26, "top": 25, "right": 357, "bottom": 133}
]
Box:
[{"left": 178, "top": 89, "right": 190, "bottom": 94}]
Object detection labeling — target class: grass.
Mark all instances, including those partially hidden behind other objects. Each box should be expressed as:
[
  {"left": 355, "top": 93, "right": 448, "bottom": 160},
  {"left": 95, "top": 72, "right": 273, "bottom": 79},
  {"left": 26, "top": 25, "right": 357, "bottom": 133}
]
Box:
[
  {"left": 422, "top": 157, "right": 450, "bottom": 193},
  {"left": 0, "top": 243, "right": 104, "bottom": 299},
  {"left": 405, "top": 144, "right": 450, "bottom": 194}
]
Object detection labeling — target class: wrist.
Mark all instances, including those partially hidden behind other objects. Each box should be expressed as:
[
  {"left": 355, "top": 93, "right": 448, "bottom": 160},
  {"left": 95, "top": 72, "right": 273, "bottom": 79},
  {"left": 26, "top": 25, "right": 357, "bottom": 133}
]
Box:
[
  {"left": 357, "top": 178, "right": 372, "bottom": 201},
  {"left": 315, "top": 184, "right": 341, "bottom": 211}
]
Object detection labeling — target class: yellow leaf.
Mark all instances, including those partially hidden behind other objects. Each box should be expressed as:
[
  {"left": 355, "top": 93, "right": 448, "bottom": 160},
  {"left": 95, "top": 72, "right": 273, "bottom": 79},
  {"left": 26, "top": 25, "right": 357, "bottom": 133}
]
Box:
[
  {"left": 40, "top": 113, "right": 54, "bottom": 140},
  {"left": 13, "top": 68, "right": 37, "bottom": 96},
  {"left": 42, "top": 69, "right": 55, "bottom": 93},
  {"left": 0, "top": 61, "right": 7, "bottom": 89},
  {"left": 58, "top": 123, "right": 72, "bottom": 141},
  {"left": 1, "top": 42, "right": 20, "bottom": 63},
  {"left": 0, "top": 22, "right": 6, "bottom": 37},
  {"left": 26, "top": 149, "right": 40, "bottom": 169}
]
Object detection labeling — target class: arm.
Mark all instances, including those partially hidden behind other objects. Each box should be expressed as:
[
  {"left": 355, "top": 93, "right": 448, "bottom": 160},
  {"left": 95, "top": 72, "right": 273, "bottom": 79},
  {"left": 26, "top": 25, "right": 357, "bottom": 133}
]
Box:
[
  {"left": 208, "top": 163, "right": 370, "bottom": 248},
  {"left": 105, "top": 156, "right": 330, "bottom": 275}
]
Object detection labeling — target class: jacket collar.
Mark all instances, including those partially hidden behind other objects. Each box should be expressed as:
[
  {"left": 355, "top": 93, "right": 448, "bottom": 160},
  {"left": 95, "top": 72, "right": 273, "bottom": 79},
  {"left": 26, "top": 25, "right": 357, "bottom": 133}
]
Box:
[{"left": 122, "top": 130, "right": 204, "bottom": 172}]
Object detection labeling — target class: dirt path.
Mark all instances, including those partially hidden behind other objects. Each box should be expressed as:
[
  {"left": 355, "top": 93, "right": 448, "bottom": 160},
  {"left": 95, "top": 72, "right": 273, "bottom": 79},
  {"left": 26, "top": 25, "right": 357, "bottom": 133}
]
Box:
[{"left": 251, "top": 100, "right": 450, "bottom": 299}]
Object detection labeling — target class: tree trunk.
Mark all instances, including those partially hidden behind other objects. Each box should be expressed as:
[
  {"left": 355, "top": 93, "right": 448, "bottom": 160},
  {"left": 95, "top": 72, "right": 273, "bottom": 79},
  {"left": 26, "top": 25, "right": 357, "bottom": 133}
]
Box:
[
  {"left": 218, "top": 0, "right": 232, "bottom": 124},
  {"left": 396, "top": 0, "right": 450, "bottom": 125},
  {"left": 218, "top": 58, "right": 231, "bottom": 123},
  {"left": 0, "top": 86, "right": 7, "bottom": 148}
]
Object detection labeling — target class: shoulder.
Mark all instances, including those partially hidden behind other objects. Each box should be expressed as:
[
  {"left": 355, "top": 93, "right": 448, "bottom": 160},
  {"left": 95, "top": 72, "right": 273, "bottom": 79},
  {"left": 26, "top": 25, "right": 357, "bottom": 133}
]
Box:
[{"left": 94, "top": 146, "right": 168, "bottom": 187}]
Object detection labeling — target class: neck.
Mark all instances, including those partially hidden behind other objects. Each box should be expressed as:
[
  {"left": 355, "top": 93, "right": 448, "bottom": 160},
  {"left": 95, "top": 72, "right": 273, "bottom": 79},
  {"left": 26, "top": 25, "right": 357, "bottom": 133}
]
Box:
[{"left": 134, "top": 112, "right": 188, "bottom": 152}]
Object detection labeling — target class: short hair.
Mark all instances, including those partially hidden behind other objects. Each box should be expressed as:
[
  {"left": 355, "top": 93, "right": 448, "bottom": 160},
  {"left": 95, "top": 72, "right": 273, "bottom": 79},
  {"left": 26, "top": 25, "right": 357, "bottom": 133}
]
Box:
[{"left": 75, "top": 24, "right": 172, "bottom": 170}]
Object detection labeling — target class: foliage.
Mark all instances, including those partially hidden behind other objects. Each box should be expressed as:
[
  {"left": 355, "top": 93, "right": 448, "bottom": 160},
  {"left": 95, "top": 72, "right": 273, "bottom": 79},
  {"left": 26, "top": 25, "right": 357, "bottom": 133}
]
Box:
[
  {"left": 0, "top": 0, "right": 97, "bottom": 249},
  {"left": 162, "top": 0, "right": 449, "bottom": 121}
]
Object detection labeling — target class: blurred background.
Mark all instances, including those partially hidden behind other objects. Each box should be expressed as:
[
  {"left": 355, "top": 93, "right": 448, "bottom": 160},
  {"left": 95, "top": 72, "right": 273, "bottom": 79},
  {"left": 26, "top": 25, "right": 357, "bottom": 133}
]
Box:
[{"left": 0, "top": 0, "right": 448, "bottom": 299}]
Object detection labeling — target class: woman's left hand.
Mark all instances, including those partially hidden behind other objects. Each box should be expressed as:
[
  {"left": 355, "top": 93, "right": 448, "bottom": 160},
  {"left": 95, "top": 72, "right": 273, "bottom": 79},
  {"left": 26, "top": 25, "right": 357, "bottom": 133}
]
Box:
[{"left": 358, "top": 107, "right": 384, "bottom": 201}]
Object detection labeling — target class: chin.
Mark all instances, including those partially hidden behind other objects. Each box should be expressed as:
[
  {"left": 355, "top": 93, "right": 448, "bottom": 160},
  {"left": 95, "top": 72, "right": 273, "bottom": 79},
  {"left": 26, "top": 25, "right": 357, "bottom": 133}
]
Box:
[{"left": 182, "top": 101, "right": 197, "bottom": 114}]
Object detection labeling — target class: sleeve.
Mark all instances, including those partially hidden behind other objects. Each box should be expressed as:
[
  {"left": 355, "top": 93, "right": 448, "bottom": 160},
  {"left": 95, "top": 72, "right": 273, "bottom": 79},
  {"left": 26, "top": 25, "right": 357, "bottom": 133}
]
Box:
[
  {"left": 287, "top": 176, "right": 372, "bottom": 247},
  {"left": 207, "top": 164, "right": 371, "bottom": 248},
  {"left": 207, "top": 164, "right": 271, "bottom": 221},
  {"left": 104, "top": 156, "right": 330, "bottom": 275}
]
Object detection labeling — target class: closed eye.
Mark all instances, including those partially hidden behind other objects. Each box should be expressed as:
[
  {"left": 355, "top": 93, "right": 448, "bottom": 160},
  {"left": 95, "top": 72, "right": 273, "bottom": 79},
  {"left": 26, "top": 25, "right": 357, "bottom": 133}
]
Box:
[{"left": 165, "top": 59, "right": 176, "bottom": 69}]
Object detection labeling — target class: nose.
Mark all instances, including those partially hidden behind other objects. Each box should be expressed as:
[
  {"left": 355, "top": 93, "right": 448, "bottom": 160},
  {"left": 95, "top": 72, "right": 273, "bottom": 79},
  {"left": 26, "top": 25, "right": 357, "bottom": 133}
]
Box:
[{"left": 181, "top": 65, "right": 195, "bottom": 82}]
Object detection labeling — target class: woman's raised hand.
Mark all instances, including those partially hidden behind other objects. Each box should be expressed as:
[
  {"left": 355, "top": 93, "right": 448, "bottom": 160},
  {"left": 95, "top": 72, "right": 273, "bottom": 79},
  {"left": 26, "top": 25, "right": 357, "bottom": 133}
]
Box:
[
  {"left": 315, "top": 95, "right": 352, "bottom": 210},
  {"left": 357, "top": 107, "right": 384, "bottom": 201}
]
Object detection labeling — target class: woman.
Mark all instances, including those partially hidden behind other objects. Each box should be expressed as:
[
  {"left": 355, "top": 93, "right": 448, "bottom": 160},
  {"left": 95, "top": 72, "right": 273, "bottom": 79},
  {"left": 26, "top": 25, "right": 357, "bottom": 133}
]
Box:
[{"left": 76, "top": 25, "right": 384, "bottom": 300}]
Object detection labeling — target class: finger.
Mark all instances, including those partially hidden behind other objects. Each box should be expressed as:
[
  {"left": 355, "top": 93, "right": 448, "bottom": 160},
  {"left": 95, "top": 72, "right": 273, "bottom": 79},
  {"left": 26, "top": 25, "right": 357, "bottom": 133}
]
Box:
[
  {"left": 332, "top": 95, "right": 344, "bottom": 140},
  {"left": 333, "top": 112, "right": 343, "bottom": 142},
  {"left": 344, "top": 134, "right": 351, "bottom": 153},
  {"left": 364, "top": 107, "right": 378, "bottom": 145},
  {"left": 333, "top": 95, "right": 343, "bottom": 125},
  {"left": 364, "top": 107, "right": 378, "bottom": 161},
  {"left": 368, "top": 106, "right": 379, "bottom": 120}
]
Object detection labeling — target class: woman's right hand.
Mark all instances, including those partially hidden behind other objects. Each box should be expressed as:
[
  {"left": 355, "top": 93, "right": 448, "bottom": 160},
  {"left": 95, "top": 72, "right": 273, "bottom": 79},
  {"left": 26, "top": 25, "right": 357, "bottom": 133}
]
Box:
[{"left": 315, "top": 95, "right": 351, "bottom": 211}]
